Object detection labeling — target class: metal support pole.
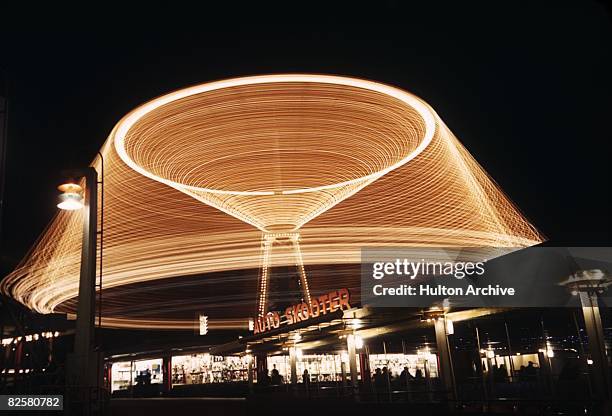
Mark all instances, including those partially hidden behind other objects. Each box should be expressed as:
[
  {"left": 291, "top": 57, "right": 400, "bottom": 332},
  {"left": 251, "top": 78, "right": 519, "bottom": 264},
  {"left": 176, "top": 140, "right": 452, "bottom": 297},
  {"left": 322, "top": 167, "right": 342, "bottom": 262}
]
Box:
[
  {"left": 162, "top": 355, "right": 172, "bottom": 393},
  {"left": 340, "top": 361, "right": 347, "bottom": 395},
  {"left": 474, "top": 325, "right": 488, "bottom": 409},
  {"left": 289, "top": 346, "right": 298, "bottom": 385},
  {"left": 257, "top": 235, "right": 273, "bottom": 316},
  {"left": 247, "top": 359, "right": 254, "bottom": 394},
  {"left": 572, "top": 310, "right": 594, "bottom": 397},
  {"left": 434, "top": 316, "right": 456, "bottom": 402},
  {"left": 540, "top": 315, "right": 553, "bottom": 395},
  {"left": 560, "top": 270, "right": 611, "bottom": 413},
  {"left": 96, "top": 152, "right": 104, "bottom": 329},
  {"left": 256, "top": 353, "right": 268, "bottom": 382},
  {"left": 504, "top": 320, "right": 516, "bottom": 381},
  {"left": 292, "top": 235, "right": 312, "bottom": 305},
  {"left": 424, "top": 358, "right": 433, "bottom": 402},
  {"left": 579, "top": 291, "right": 611, "bottom": 402},
  {"left": 72, "top": 167, "right": 98, "bottom": 389},
  {"left": 347, "top": 333, "right": 359, "bottom": 396}
]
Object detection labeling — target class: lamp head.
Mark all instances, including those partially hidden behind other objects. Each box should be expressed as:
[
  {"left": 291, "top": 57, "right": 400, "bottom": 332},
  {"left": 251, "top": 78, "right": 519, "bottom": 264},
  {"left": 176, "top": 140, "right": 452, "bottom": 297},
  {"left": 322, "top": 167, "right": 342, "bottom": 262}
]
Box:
[{"left": 57, "top": 182, "right": 84, "bottom": 210}]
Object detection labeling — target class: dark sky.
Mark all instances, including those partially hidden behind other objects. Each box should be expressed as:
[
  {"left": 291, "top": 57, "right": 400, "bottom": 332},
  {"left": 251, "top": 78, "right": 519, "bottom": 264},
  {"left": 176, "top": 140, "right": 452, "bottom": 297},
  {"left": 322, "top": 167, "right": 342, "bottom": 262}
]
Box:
[{"left": 1, "top": 2, "right": 611, "bottom": 276}]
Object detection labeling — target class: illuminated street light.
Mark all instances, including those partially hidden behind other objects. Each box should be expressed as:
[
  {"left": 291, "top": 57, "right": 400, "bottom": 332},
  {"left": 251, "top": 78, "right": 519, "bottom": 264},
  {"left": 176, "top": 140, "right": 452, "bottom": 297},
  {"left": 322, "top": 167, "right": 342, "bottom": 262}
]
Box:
[
  {"left": 560, "top": 269, "right": 612, "bottom": 401},
  {"left": 57, "top": 167, "right": 99, "bottom": 396},
  {"left": 57, "top": 183, "right": 84, "bottom": 210}
]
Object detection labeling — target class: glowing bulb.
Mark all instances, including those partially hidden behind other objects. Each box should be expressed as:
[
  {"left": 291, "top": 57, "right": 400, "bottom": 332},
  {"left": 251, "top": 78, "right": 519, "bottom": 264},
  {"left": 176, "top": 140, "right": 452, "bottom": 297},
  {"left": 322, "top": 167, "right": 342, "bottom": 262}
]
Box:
[
  {"left": 57, "top": 183, "right": 84, "bottom": 211},
  {"left": 57, "top": 194, "right": 83, "bottom": 210},
  {"left": 354, "top": 335, "right": 364, "bottom": 349}
]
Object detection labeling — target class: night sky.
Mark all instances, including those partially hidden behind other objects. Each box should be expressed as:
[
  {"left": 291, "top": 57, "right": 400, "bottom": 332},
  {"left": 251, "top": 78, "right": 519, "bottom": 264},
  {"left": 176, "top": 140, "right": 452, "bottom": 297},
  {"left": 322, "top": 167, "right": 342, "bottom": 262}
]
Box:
[{"left": 1, "top": 2, "right": 611, "bottom": 277}]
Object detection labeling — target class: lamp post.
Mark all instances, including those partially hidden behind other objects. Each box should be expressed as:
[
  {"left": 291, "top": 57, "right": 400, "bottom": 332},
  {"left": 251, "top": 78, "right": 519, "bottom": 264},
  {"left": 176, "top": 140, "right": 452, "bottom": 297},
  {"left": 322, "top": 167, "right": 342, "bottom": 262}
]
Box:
[
  {"left": 561, "top": 269, "right": 611, "bottom": 410},
  {"left": 57, "top": 167, "right": 98, "bottom": 391},
  {"left": 424, "top": 306, "right": 456, "bottom": 403}
]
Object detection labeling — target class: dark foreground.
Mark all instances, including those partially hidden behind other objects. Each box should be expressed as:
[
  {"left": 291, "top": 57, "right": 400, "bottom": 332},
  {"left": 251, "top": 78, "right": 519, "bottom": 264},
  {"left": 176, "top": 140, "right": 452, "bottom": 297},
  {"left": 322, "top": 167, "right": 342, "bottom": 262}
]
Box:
[{"left": 109, "top": 397, "right": 604, "bottom": 416}]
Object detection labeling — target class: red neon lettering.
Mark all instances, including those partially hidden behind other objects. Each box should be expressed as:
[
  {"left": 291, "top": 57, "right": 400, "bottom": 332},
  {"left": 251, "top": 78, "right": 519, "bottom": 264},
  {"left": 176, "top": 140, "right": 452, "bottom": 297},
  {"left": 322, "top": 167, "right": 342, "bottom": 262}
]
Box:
[
  {"left": 310, "top": 299, "right": 320, "bottom": 317},
  {"left": 338, "top": 288, "right": 351, "bottom": 310},
  {"left": 329, "top": 291, "right": 339, "bottom": 312},
  {"left": 285, "top": 307, "right": 294, "bottom": 325},
  {"left": 318, "top": 294, "right": 329, "bottom": 314}
]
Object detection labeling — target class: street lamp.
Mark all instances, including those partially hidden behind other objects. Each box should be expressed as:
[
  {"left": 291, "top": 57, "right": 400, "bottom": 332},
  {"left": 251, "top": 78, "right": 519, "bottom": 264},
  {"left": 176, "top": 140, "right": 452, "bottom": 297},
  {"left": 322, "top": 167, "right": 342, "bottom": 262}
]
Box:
[
  {"left": 57, "top": 167, "right": 98, "bottom": 395},
  {"left": 57, "top": 183, "right": 84, "bottom": 211},
  {"left": 560, "top": 269, "right": 612, "bottom": 404}
]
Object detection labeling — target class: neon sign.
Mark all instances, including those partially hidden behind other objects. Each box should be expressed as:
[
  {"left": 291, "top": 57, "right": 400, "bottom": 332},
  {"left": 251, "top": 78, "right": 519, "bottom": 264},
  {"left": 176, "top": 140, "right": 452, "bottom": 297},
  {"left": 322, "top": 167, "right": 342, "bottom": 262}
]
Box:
[{"left": 252, "top": 288, "right": 351, "bottom": 335}]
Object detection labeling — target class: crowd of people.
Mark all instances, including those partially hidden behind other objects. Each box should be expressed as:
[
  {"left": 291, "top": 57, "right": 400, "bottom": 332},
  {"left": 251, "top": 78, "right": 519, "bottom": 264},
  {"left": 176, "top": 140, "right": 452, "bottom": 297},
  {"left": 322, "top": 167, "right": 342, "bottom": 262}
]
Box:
[
  {"left": 372, "top": 366, "right": 428, "bottom": 393},
  {"left": 257, "top": 365, "right": 430, "bottom": 391},
  {"left": 256, "top": 361, "right": 544, "bottom": 391},
  {"left": 257, "top": 368, "right": 284, "bottom": 386}
]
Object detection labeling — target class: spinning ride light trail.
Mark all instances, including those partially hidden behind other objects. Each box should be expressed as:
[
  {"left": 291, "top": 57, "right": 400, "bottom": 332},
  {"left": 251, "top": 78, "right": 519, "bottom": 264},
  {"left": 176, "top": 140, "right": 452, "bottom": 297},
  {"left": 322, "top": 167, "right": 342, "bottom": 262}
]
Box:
[
  {"left": 1, "top": 74, "right": 543, "bottom": 329},
  {"left": 113, "top": 75, "right": 435, "bottom": 316}
]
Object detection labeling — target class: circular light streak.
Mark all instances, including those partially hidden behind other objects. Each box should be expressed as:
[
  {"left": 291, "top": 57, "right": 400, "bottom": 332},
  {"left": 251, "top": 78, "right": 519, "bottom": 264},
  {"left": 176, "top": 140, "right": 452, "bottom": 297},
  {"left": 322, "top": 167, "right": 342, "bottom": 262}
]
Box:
[
  {"left": 1, "top": 74, "right": 544, "bottom": 329},
  {"left": 112, "top": 75, "right": 441, "bottom": 315},
  {"left": 114, "top": 74, "right": 435, "bottom": 195}
]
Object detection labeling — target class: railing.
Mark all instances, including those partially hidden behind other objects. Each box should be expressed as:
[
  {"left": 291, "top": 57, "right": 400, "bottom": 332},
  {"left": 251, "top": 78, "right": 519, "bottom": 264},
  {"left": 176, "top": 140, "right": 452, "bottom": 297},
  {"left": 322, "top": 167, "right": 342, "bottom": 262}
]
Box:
[{"left": 101, "top": 372, "right": 605, "bottom": 415}]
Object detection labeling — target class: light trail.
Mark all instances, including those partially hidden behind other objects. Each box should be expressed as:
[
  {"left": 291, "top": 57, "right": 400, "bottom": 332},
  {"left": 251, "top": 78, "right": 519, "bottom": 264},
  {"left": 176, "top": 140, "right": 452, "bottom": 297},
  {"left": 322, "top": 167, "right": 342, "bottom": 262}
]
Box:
[{"left": 1, "top": 75, "right": 543, "bottom": 329}]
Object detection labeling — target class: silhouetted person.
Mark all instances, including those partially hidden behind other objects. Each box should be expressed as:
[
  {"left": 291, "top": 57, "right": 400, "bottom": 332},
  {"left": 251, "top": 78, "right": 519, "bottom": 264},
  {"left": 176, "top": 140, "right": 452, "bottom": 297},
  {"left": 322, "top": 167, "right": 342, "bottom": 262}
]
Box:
[
  {"left": 414, "top": 369, "right": 424, "bottom": 380},
  {"left": 373, "top": 368, "right": 384, "bottom": 389},
  {"left": 382, "top": 367, "right": 391, "bottom": 383},
  {"left": 518, "top": 365, "right": 527, "bottom": 382},
  {"left": 259, "top": 369, "right": 271, "bottom": 386},
  {"left": 271, "top": 368, "right": 283, "bottom": 385},
  {"left": 302, "top": 369, "right": 310, "bottom": 385},
  {"left": 302, "top": 369, "right": 310, "bottom": 395},
  {"left": 372, "top": 368, "right": 385, "bottom": 400},
  {"left": 525, "top": 361, "right": 537, "bottom": 381},
  {"left": 400, "top": 366, "right": 414, "bottom": 387},
  {"left": 495, "top": 364, "right": 508, "bottom": 382}
]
